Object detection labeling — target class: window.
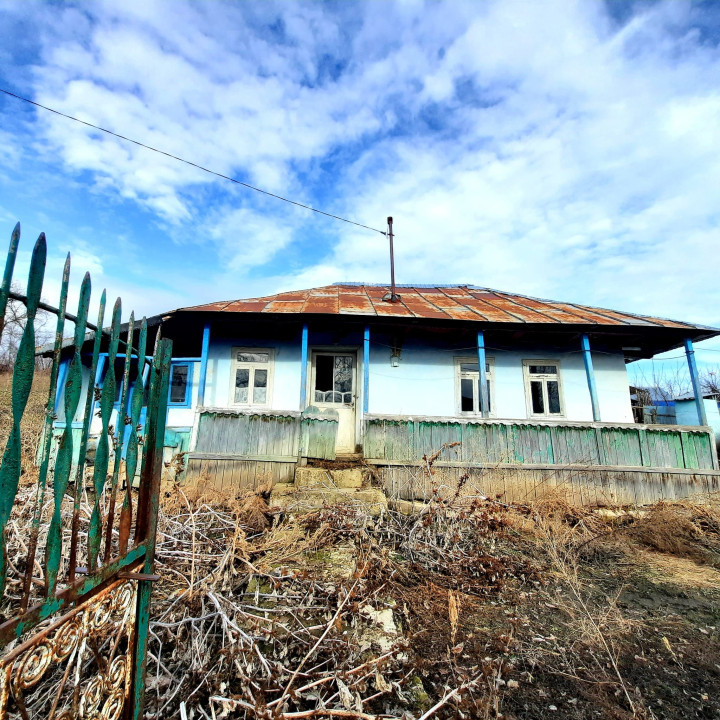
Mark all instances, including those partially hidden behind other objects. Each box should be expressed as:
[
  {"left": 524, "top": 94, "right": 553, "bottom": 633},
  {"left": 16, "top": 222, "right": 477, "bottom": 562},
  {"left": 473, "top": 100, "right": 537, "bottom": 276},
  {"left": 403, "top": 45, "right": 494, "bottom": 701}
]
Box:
[
  {"left": 523, "top": 361, "right": 564, "bottom": 418},
  {"left": 168, "top": 362, "right": 193, "bottom": 407},
  {"left": 455, "top": 357, "right": 494, "bottom": 416},
  {"left": 231, "top": 348, "right": 273, "bottom": 406},
  {"left": 99, "top": 357, "right": 146, "bottom": 409}
]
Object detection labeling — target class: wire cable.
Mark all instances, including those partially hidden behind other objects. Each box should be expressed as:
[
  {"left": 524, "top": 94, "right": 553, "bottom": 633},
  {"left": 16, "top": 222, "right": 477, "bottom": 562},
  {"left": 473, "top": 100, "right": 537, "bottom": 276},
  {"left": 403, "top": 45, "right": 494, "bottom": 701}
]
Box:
[{"left": 0, "top": 87, "right": 388, "bottom": 236}]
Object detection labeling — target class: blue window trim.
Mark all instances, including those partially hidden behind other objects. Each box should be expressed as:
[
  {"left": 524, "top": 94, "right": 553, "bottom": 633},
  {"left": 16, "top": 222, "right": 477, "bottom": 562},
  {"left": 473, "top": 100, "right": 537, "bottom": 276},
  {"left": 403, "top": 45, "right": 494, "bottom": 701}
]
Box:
[{"left": 168, "top": 361, "right": 194, "bottom": 408}]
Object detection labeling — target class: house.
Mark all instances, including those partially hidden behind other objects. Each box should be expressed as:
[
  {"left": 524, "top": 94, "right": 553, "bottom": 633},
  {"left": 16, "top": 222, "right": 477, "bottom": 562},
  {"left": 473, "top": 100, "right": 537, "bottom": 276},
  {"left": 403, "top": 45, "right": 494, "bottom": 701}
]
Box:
[
  {"left": 48, "top": 283, "right": 720, "bottom": 505},
  {"left": 629, "top": 386, "right": 677, "bottom": 425},
  {"left": 674, "top": 391, "right": 720, "bottom": 438}
]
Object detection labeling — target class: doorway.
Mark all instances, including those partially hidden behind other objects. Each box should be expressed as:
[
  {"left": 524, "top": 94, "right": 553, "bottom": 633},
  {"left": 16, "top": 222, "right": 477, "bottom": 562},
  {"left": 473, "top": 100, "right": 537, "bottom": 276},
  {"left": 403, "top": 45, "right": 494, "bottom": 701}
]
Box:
[{"left": 310, "top": 351, "right": 357, "bottom": 454}]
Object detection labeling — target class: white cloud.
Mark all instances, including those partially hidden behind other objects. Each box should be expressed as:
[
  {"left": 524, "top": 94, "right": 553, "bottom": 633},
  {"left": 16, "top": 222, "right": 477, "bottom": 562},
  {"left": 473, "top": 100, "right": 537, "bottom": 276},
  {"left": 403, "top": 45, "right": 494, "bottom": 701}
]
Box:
[
  {"left": 1, "top": 0, "right": 719, "bottom": 341},
  {"left": 209, "top": 207, "right": 297, "bottom": 272}
]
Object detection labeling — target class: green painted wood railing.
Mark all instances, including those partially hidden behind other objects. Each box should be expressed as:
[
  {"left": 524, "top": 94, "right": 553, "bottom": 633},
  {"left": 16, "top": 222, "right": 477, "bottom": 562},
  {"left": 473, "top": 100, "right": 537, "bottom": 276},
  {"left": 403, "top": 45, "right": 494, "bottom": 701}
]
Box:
[
  {"left": 363, "top": 416, "right": 718, "bottom": 471},
  {"left": 194, "top": 409, "right": 339, "bottom": 461}
]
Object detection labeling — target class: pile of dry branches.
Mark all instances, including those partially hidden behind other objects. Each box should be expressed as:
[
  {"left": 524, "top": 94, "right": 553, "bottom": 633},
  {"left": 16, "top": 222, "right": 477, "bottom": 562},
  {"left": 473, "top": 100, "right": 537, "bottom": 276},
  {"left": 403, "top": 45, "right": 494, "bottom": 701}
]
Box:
[{"left": 146, "top": 483, "right": 542, "bottom": 719}]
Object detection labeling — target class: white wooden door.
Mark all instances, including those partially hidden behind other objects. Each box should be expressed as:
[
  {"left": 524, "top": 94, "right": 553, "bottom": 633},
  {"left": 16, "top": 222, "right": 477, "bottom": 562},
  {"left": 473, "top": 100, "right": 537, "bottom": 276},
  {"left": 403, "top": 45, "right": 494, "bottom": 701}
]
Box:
[{"left": 310, "top": 351, "right": 357, "bottom": 454}]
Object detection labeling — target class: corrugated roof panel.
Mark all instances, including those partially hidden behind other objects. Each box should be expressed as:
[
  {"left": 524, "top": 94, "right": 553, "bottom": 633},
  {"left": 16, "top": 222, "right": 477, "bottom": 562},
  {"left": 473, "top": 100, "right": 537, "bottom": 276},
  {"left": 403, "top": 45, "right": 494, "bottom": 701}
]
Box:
[
  {"left": 264, "top": 300, "right": 306, "bottom": 313},
  {"left": 303, "top": 288, "right": 339, "bottom": 314},
  {"left": 223, "top": 299, "right": 269, "bottom": 313},
  {"left": 339, "top": 291, "right": 375, "bottom": 315},
  {"left": 400, "top": 292, "right": 449, "bottom": 319},
  {"left": 178, "top": 283, "right": 717, "bottom": 333},
  {"left": 272, "top": 291, "right": 310, "bottom": 302},
  {"left": 428, "top": 289, "right": 484, "bottom": 321},
  {"left": 543, "top": 301, "right": 623, "bottom": 326},
  {"left": 482, "top": 293, "right": 557, "bottom": 323},
  {"left": 372, "top": 299, "right": 415, "bottom": 317}
]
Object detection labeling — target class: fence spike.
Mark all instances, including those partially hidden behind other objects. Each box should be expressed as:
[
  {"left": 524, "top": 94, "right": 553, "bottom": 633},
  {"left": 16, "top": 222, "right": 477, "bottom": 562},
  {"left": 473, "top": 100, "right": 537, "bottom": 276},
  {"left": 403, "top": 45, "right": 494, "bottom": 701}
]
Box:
[
  {"left": 68, "top": 287, "right": 106, "bottom": 582},
  {"left": 119, "top": 317, "right": 147, "bottom": 555},
  {"left": 88, "top": 297, "right": 122, "bottom": 571},
  {"left": 0, "top": 233, "right": 46, "bottom": 598},
  {"left": 104, "top": 312, "right": 134, "bottom": 562},
  {"left": 45, "top": 271, "right": 91, "bottom": 595},
  {"left": 20, "top": 251, "right": 71, "bottom": 607},
  {"left": 0, "top": 222, "right": 20, "bottom": 344}
]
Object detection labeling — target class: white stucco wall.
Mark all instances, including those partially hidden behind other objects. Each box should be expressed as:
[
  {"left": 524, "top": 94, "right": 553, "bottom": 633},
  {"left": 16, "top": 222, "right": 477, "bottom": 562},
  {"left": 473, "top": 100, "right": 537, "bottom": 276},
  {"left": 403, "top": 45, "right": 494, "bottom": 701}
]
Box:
[
  {"left": 366, "top": 340, "right": 633, "bottom": 422},
  {"left": 203, "top": 337, "right": 303, "bottom": 412},
  {"left": 198, "top": 333, "right": 633, "bottom": 423},
  {"left": 65, "top": 329, "right": 634, "bottom": 434},
  {"left": 676, "top": 398, "right": 720, "bottom": 435}
]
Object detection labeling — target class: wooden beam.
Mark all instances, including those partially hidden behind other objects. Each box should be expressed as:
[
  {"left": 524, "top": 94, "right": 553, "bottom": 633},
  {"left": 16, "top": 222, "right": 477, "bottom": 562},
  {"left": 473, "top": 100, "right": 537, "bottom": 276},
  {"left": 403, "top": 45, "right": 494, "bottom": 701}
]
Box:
[
  {"left": 581, "top": 333, "right": 601, "bottom": 422},
  {"left": 197, "top": 322, "right": 211, "bottom": 407},
  {"left": 299, "top": 323, "right": 309, "bottom": 410},
  {"left": 187, "top": 452, "right": 297, "bottom": 463},
  {"left": 363, "top": 457, "right": 720, "bottom": 476},
  {"left": 684, "top": 337, "right": 708, "bottom": 426},
  {"left": 477, "top": 329, "right": 489, "bottom": 418},
  {"left": 363, "top": 325, "right": 370, "bottom": 414}
]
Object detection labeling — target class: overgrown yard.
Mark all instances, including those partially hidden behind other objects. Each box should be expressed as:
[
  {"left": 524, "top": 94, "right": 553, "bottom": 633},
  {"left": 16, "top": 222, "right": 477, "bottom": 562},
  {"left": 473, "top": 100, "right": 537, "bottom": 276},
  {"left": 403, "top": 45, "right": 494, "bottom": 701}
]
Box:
[
  {"left": 146, "top": 483, "right": 720, "bottom": 719},
  {"left": 2, "top": 372, "right": 720, "bottom": 719}
]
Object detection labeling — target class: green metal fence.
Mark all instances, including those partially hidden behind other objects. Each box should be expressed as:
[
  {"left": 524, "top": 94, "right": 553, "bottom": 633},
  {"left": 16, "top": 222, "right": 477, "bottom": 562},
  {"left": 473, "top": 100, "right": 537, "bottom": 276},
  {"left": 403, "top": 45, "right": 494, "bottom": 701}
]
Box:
[{"left": 0, "top": 223, "right": 171, "bottom": 719}]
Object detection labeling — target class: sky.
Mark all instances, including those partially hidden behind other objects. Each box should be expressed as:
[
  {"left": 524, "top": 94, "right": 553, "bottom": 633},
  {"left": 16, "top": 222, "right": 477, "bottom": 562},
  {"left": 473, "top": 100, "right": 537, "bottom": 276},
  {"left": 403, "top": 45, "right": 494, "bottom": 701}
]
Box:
[{"left": 1, "top": 0, "right": 720, "bottom": 380}]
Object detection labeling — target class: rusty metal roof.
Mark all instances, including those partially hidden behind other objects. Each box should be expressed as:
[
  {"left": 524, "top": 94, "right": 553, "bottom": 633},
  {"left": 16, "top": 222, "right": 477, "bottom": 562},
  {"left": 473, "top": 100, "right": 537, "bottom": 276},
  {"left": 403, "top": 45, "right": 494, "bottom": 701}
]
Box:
[{"left": 178, "top": 284, "right": 718, "bottom": 332}]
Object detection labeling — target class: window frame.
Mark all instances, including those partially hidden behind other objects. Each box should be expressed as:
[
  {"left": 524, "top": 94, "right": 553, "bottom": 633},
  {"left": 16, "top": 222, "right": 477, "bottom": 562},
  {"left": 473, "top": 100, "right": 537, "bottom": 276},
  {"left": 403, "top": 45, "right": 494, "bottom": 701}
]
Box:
[
  {"left": 168, "top": 361, "right": 194, "bottom": 408},
  {"left": 229, "top": 347, "right": 274, "bottom": 408},
  {"left": 454, "top": 356, "right": 496, "bottom": 417},
  {"left": 310, "top": 350, "right": 357, "bottom": 407},
  {"left": 97, "top": 355, "right": 142, "bottom": 411},
  {"left": 522, "top": 359, "right": 565, "bottom": 419}
]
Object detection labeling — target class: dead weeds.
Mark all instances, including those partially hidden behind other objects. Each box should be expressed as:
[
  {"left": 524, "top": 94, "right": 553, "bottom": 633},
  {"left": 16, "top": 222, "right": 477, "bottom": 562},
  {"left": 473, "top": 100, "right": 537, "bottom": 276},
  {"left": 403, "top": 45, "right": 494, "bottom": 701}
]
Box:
[{"left": 143, "top": 487, "right": 720, "bottom": 720}]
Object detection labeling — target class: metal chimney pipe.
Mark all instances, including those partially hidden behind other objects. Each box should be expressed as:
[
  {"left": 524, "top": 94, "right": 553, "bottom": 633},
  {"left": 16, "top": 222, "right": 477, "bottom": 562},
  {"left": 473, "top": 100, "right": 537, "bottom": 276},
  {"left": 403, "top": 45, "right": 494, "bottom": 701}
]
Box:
[{"left": 384, "top": 216, "right": 400, "bottom": 302}]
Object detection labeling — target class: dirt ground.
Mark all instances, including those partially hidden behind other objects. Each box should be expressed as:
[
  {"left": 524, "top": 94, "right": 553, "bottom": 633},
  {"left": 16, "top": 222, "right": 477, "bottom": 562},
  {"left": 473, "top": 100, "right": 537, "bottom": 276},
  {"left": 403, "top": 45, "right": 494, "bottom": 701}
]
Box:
[
  {"left": 144, "top": 484, "right": 720, "bottom": 720},
  {"left": 2, "top": 371, "right": 720, "bottom": 719}
]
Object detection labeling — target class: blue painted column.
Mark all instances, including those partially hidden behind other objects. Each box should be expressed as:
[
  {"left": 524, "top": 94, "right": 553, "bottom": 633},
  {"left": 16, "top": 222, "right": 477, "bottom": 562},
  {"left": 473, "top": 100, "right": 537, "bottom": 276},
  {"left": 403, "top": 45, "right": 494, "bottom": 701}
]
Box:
[
  {"left": 684, "top": 338, "right": 708, "bottom": 426},
  {"left": 363, "top": 326, "right": 370, "bottom": 414},
  {"left": 54, "top": 358, "right": 70, "bottom": 414},
  {"left": 581, "top": 334, "right": 601, "bottom": 422},
  {"left": 197, "top": 322, "right": 211, "bottom": 407},
  {"left": 299, "top": 323, "right": 309, "bottom": 409},
  {"left": 477, "top": 330, "right": 489, "bottom": 418}
]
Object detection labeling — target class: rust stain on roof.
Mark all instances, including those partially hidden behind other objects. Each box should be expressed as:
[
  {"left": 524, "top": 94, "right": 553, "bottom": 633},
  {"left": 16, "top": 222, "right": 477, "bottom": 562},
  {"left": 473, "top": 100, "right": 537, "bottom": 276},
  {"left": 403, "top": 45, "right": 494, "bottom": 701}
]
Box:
[{"left": 178, "top": 284, "right": 710, "bottom": 331}]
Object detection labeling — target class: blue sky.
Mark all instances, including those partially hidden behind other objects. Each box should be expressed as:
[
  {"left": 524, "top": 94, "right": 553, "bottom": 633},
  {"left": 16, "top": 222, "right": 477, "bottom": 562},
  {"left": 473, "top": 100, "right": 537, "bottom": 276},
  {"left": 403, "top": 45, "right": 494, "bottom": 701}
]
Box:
[{"left": 1, "top": 0, "right": 720, "bottom": 381}]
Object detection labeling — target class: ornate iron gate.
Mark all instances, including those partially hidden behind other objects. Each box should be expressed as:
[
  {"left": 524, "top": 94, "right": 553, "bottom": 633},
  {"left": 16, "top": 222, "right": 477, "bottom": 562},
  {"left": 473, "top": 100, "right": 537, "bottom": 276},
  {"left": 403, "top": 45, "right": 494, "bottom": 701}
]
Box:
[{"left": 0, "top": 223, "right": 171, "bottom": 719}]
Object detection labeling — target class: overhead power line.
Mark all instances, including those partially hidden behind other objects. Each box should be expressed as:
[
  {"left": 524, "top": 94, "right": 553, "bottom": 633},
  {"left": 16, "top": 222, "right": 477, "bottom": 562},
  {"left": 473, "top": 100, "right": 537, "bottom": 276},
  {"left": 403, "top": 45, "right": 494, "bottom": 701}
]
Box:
[{"left": 0, "top": 87, "right": 387, "bottom": 236}]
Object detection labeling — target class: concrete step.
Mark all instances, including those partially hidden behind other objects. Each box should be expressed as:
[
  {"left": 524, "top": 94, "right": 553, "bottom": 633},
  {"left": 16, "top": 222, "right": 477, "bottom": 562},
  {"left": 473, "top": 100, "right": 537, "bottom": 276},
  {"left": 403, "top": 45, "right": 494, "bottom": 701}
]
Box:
[
  {"left": 334, "top": 452, "right": 364, "bottom": 462},
  {"left": 270, "top": 482, "right": 387, "bottom": 516},
  {"left": 295, "top": 466, "right": 364, "bottom": 489}
]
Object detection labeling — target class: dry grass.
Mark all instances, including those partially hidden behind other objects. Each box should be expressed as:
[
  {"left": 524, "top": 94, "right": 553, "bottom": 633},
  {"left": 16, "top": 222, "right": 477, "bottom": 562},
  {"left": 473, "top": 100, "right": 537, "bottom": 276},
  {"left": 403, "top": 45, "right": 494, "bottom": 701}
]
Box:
[
  {"left": 1, "top": 375, "right": 720, "bottom": 719},
  {"left": 137, "top": 485, "right": 720, "bottom": 720},
  {"left": 0, "top": 369, "right": 49, "bottom": 479}
]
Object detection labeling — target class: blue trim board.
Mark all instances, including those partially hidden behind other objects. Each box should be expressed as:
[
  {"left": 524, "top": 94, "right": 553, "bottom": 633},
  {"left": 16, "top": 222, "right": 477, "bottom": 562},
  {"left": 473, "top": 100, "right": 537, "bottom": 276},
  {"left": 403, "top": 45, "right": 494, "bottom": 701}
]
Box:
[{"left": 54, "top": 358, "right": 70, "bottom": 414}]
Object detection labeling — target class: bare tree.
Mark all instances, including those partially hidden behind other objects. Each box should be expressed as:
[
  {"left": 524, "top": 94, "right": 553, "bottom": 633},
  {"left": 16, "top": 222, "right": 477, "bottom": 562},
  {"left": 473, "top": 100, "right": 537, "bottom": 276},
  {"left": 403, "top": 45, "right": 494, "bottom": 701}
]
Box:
[
  {"left": 0, "top": 283, "right": 51, "bottom": 372},
  {"left": 701, "top": 364, "right": 720, "bottom": 398},
  {"left": 629, "top": 361, "right": 720, "bottom": 405},
  {"left": 628, "top": 362, "right": 691, "bottom": 404}
]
